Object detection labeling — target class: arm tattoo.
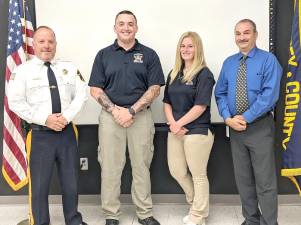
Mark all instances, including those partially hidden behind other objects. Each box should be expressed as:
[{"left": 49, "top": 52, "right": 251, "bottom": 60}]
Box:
[
  {"left": 132, "top": 85, "right": 160, "bottom": 113},
  {"left": 97, "top": 91, "right": 115, "bottom": 113}
]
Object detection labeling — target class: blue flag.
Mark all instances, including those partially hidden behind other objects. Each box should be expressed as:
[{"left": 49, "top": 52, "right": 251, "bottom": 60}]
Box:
[{"left": 282, "top": 0, "right": 301, "bottom": 195}]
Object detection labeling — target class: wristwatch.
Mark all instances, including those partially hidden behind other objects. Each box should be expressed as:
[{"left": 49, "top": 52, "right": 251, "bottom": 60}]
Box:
[{"left": 128, "top": 107, "right": 136, "bottom": 116}]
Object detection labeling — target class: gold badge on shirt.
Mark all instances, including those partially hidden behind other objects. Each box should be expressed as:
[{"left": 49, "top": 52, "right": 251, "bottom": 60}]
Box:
[
  {"left": 133, "top": 53, "right": 143, "bottom": 63},
  {"left": 62, "top": 69, "right": 68, "bottom": 75}
]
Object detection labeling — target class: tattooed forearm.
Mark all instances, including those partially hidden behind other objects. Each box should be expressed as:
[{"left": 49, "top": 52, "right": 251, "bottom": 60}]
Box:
[
  {"left": 97, "top": 92, "right": 115, "bottom": 113},
  {"left": 132, "top": 85, "right": 160, "bottom": 113},
  {"left": 90, "top": 87, "right": 115, "bottom": 113}
]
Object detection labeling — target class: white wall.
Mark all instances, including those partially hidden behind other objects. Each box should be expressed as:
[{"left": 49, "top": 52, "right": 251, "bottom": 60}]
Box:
[{"left": 35, "top": 0, "right": 269, "bottom": 124}]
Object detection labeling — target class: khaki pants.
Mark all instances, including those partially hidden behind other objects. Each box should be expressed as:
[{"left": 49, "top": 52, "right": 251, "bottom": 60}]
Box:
[
  {"left": 98, "top": 109, "right": 155, "bottom": 220},
  {"left": 167, "top": 131, "right": 214, "bottom": 224}
]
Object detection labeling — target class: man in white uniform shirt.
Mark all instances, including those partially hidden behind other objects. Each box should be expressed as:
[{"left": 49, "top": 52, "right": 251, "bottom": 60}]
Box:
[{"left": 7, "top": 26, "right": 88, "bottom": 225}]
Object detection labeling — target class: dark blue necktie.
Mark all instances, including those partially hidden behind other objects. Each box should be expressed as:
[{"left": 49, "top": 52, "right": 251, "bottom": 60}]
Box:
[{"left": 44, "top": 62, "right": 61, "bottom": 113}]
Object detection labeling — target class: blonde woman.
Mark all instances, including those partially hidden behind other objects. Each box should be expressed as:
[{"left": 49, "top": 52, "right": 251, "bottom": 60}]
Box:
[{"left": 163, "top": 32, "right": 215, "bottom": 225}]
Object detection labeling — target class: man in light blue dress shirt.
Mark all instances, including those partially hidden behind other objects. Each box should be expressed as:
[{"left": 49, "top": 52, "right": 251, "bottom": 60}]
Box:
[{"left": 215, "top": 19, "right": 282, "bottom": 225}]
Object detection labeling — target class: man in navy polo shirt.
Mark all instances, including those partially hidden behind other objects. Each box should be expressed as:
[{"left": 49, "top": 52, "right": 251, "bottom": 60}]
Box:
[{"left": 89, "top": 10, "right": 165, "bottom": 225}]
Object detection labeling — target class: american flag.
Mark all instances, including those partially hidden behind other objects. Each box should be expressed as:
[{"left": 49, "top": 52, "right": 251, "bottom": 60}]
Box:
[{"left": 2, "top": 0, "right": 34, "bottom": 191}]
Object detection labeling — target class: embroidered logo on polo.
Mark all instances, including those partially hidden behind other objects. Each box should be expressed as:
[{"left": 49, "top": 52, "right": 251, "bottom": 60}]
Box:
[
  {"left": 133, "top": 53, "right": 143, "bottom": 63},
  {"left": 185, "top": 80, "right": 194, "bottom": 85}
]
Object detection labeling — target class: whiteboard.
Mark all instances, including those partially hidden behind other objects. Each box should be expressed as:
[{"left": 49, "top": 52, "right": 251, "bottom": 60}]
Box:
[{"left": 35, "top": 0, "right": 269, "bottom": 124}]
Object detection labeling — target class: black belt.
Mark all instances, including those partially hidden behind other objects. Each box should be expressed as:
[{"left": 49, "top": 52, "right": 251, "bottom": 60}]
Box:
[
  {"left": 249, "top": 112, "right": 272, "bottom": 124},
  {"left": 30, "top": 124, "right": 52, "bottom": 131},
  {"left": 120, "top": 105, "right": 150, "bottom": 109}
]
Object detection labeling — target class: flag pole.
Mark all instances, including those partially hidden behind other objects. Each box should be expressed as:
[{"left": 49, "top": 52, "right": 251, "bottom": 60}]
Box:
[
  {"left": 17, "top": 1, "right": 30, "bottom": 224},
  {"left": 19, "top": 0, "right": 30, "bottom": 220},
  {"left": 22, "top": 0, "right": 29, "bottom": 59},
  {"left": 17, "top": 0, "right": 30, "bottom": 225},
  {"left": 17, "top": 3, "right": 30, "bottom": 223}
]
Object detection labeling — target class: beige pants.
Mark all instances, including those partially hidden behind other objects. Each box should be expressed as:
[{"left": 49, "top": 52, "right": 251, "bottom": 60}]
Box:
[
  {"left": 168, "top": 131, "right": 214, "bottom": 224},
  {"left": 98, "top": 109, "right": 155, "bottom": 220}
]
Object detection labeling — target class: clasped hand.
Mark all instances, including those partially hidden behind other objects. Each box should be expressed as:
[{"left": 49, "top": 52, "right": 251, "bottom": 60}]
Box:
[
  {"left": 112, "top": 106, "right": 134, "bottom": 128},
  {"left": 225, "top": 115, "right": 247, "bottom": 131},
  {"left": 46, "top": 113, "right": 68, "bottom": 131},
  {"left": 169, "top": 121, "right": 188, "bottom": 138}
]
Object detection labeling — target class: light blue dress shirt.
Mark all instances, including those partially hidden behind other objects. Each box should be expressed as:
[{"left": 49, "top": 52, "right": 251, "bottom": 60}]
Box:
[{"left": 215, "top": 47, "right": 283, "bottom": 123}]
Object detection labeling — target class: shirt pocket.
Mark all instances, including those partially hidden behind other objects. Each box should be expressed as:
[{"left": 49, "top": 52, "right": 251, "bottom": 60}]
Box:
[
  {"left": 248, "top": 73, "right": 263, "bottom": 92},
  {"left": 27, "top": 80, "right": 50, "bottom": 104},
  {"left": 60, "top": 77, "right": 76, "bottom": 101}
]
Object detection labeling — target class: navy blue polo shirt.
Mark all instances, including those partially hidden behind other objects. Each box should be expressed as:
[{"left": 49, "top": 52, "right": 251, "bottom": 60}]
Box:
[
  {"left": 89, "top": 39, "right": 165, "bottom": 107},
  {"left": 163, "top": 67, "right": 215, "bottom": 135}
]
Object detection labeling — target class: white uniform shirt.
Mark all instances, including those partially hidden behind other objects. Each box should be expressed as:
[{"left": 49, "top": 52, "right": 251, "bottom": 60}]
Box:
[{"left": 7, "top": 57, "right": 88, "bottom": 126}]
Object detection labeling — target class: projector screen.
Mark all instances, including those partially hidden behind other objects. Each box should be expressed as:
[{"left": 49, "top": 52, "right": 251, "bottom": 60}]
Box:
[{"left": 35, "top": 0, "right": 269, "bottom": 124}]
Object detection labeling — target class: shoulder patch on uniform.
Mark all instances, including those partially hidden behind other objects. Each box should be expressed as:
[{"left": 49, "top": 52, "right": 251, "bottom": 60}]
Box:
[
  {"left": 10, "top": 73, "right": 16, "bottom": 80},
  {"left": 77, "top": 70, "right": 85, "bottom": 81}
]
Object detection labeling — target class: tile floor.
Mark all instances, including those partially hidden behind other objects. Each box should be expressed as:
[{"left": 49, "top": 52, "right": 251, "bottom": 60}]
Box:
[{"left": 0, "top": 203, "right": 300, "bottom": 225}]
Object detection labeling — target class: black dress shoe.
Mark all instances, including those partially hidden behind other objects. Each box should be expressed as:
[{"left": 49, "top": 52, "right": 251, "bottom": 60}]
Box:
[
  {"left": 138, "top": 216, "right": 160, "bottom": 225},
  {"left": 80, "top": 222, "right": 88, "bottom": 225},
  {"left": 105, "top": 219, "right": 119, "bottom": 225}
]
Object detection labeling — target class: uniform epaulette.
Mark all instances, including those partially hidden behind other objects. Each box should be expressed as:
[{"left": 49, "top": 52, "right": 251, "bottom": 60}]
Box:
[
  {"left": 22, "top": 59, "right": 34, "bottom": 66},
  {"left": 25, "top": 59, "right": 33, "bottom": 64},
  {"left": 58, "top": 60, "right": 72, "bottom": 63}
]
